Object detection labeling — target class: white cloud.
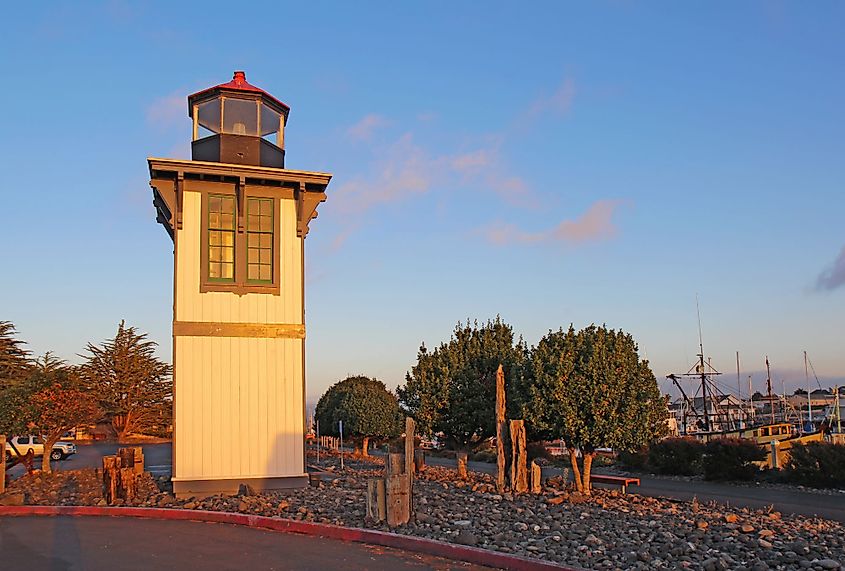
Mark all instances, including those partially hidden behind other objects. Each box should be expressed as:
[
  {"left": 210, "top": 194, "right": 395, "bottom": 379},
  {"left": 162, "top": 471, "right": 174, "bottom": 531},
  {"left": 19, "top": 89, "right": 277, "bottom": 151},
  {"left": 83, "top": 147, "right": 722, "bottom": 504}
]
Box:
[
  {"left": 484, "top": 199, "right": 623, "bottom": 245},
  {"left": 346, "top": 114, "right": 389, "bottom": 141}
]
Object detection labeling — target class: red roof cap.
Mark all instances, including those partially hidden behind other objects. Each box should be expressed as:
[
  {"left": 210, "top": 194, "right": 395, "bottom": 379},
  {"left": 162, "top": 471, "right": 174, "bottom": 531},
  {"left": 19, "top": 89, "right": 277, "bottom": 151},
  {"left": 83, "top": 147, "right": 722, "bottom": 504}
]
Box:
[{"left": 188, "top": 71, "right": 290, "bottom": 115}]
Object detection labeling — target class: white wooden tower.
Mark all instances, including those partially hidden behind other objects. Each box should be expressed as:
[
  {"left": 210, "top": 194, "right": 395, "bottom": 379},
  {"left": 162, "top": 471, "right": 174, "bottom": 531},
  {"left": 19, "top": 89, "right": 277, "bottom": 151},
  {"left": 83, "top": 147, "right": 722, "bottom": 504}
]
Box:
[{"left": 148, "top": 71, "right": 330, "bottom": 496}]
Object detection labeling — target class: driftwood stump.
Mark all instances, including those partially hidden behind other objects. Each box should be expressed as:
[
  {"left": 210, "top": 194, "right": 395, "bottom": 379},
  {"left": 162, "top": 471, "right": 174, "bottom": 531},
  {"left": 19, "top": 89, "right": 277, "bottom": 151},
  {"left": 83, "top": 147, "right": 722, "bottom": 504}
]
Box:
[
  {"left": 530, "top": 460, "right": 542, "bottom": 494},
  {"left": 456, "top": 452, "right": 468, "bottom": 480},
  {"left": 118, "top": 447, "right": 144, "bottom": 475},
  {"left": 495, "top": 364, "right": 508, "bottom": 493},
  {"left": 376, "top": 419, "right": 415, "bottom": 527},
  {"left": 510, "top": 420, "right": 528, "bottom": 493},
  {"left": 103, "top": 450, "right": 141, "bottom": 505}
]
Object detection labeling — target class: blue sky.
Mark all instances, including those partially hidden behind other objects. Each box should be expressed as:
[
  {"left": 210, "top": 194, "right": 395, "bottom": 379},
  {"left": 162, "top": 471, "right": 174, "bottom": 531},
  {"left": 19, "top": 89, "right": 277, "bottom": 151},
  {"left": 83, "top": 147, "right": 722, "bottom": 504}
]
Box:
[{"left": 2, "top": 2, "right": 843, "bottom": 404}]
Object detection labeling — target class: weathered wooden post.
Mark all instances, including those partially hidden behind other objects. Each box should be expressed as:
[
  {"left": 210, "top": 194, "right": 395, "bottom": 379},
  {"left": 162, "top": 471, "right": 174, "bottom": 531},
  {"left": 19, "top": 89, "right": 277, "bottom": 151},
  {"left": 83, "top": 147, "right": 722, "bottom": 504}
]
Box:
[
  {"left": 0, "top": 435, "right": 6, "bottom": 494},
  {"left": 456, "top": 452, "right": 468, "bottom": 480},
  {"left": 366, "top": 478, "right": 386, "bottom": 521},
  {"left": 510, "top": 420, "right": 528, "bottom": 493},
  {"left": 530, "top": 460, "right": 542, "bottom": 494},
  {"left": 119, "top": 466, "right": 138, "bottom": 502},
  {"left": 495, "top": 364, "right": 507, "bottom": 493},
  {"left": 414, "top": 449, "right": 426, "bottom": 473},
  {"left": 404, "top": 417, "right": 415, "bottom": 511},
  {"left": 386, "top": 452, "right": 410, "bottom": 526},
  {"left": 103, "top": 456, "right": 120, "bottom": 505}
]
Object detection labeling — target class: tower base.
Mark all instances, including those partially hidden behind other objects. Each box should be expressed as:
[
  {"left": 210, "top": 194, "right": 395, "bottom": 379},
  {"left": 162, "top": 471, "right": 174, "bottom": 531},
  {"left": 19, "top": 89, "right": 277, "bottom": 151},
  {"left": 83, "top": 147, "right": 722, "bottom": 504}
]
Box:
[{"left": 173, "top": 474, "right": 308, "bottom": 499}]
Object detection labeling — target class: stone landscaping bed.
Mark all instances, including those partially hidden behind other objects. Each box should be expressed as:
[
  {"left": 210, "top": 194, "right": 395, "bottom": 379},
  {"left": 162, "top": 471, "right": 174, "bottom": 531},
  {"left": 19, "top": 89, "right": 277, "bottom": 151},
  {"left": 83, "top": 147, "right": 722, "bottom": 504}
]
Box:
[{"left": 1, "top": 451, "right": 843, "bottom": 571}]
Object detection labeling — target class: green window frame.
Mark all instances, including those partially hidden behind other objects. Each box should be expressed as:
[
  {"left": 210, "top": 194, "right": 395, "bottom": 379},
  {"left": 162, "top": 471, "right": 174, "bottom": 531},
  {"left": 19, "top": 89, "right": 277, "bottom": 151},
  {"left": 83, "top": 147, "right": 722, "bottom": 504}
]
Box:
[
  {"left": 207, "top": 194, "right": 235, "bottom": 282},
  {"left": 247, "top": 197, "right": 274, "bottom": 283}
]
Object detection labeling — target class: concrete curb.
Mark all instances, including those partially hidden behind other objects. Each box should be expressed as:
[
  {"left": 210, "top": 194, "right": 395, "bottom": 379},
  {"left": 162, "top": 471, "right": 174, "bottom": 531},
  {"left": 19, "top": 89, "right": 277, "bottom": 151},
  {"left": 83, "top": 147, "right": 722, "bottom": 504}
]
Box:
[{"left": 0, "top": 506, "right": 579, "bottom": 570}]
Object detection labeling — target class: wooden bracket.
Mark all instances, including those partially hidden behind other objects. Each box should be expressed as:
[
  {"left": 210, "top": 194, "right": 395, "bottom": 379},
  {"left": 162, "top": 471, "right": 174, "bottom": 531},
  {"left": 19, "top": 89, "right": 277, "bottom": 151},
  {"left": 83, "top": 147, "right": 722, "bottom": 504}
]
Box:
[
  {"left": 175, "top": 172, "right": 184, "bottom": 230},
  {"left": 236, "top": 176, "right": 246, "bottom": 233},
  {"left": 296, "top": 181, "right": 327, "bottom": 238}
]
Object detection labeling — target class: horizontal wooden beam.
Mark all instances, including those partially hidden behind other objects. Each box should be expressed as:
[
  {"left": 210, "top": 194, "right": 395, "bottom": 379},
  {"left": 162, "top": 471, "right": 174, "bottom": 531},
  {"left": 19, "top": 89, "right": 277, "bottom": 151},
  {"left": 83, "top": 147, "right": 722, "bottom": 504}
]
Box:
[
  {"left": 148, "top": 157, "right": 332, "bottom": 186},
  {"left": 173, "top": 321, "right": 305, "bottom": 339}
]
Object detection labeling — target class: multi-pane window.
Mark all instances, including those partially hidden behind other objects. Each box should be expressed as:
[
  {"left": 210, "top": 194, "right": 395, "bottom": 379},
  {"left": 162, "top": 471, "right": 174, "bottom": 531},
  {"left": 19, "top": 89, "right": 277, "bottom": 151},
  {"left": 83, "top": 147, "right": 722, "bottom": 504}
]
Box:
[
  {"left": 208, "top": 195, "right": 235, "bottom": 281},
  {"left": 247, "top": 198, "right": 273, "bottom": 283}
]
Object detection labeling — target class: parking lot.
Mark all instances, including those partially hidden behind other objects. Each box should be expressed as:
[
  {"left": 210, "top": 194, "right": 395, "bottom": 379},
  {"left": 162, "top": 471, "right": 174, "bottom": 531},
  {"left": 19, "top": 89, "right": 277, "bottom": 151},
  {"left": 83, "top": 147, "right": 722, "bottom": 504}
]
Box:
[{"left": 6, "top": 441, "right": 172, "bottom": 479}]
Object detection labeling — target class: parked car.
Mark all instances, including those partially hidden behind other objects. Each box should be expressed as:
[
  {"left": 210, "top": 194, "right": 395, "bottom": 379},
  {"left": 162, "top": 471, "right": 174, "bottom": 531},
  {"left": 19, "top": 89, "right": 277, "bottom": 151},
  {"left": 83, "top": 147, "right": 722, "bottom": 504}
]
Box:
[{"left": 5, "top": 435, "right": 77, "bottom": 461}]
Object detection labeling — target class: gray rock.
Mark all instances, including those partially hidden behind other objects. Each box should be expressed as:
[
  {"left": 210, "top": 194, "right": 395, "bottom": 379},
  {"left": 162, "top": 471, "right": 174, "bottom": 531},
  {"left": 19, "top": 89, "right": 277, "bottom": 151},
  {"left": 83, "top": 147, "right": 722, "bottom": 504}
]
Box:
[
  {"left": 817, "top": 560, "right": 841, "bottom": 570},
  {"left": 455, "top": 530, "right": 478, "bottom": 546}
]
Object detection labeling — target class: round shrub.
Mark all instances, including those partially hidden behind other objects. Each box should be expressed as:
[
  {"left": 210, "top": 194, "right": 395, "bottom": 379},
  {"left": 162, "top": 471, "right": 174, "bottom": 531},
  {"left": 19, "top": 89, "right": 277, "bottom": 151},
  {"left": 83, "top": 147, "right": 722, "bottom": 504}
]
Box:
[
  {"left": 618, "top": 447, "right": 649, "bottom": 471},
  {"left": 647, "top": 437, "right": 705, "bottom": 476},
  {"left": 784, "top": 442, "right": 845, "bottom": 488},
  {"left": 702, "top": 438, "right": 766, "bottom": 481}
]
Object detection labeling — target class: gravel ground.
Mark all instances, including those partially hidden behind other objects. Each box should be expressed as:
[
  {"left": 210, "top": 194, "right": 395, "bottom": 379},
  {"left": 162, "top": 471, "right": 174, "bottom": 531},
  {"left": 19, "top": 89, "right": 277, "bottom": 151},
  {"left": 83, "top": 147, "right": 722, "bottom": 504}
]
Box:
[{"left": 2, "top": 451, "right": 843, "bottom": 571}]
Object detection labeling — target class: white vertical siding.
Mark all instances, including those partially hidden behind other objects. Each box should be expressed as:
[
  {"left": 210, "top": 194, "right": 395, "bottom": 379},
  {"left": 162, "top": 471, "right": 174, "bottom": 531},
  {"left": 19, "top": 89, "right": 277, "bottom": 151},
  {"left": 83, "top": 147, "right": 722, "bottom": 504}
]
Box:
[
  {"left": 174, "top": 336, "right": 304, "bottom": 479},
  {"left": 172, "top": 190, "right": 305, "bottom": 481}
]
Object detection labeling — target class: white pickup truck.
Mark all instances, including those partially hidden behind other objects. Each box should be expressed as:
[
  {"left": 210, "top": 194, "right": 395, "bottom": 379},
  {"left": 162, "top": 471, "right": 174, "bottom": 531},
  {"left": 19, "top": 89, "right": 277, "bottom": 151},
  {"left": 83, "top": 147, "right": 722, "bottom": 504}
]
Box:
[{"left": 5, "top": 435, "right": 78, "bottom": 461}]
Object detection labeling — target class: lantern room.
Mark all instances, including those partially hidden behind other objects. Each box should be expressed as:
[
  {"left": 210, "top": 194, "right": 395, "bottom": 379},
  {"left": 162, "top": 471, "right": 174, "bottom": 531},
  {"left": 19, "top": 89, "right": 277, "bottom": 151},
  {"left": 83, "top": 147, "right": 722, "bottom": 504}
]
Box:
[{"left": 188, "top": 71, "right": 289, "bottom": 168}]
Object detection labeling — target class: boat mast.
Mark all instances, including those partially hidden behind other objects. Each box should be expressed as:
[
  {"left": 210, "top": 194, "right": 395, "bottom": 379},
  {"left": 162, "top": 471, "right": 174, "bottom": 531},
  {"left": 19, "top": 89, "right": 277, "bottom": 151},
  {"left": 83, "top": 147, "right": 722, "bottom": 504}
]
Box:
[
  {"left": 804, "top": 351, "right": 812, "bottom": 429},
  {"left": 697, "top": 297, "right": 710, "bottom": 431},
  {"left": 748, "top": 375, "right": 754, "bottom": 423},
  {"left": 766, "top": 356, "right": 775, "bottom": 424},
  {"left": 736, "top": 351, "right": 742, "bottom": 427}
]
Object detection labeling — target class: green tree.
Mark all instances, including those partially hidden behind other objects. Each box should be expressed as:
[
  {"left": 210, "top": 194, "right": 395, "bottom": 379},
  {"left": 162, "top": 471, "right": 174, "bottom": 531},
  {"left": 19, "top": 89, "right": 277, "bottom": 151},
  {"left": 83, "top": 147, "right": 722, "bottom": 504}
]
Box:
[
  {"left": 79, "top": 321, "right": 172, "bottom": 439},
  {"left": 523, "top": 325, "right": 667, "bottom": 494},
  {"left": 0, "top": 321, "right": 31, "bottom": 390},
  {"left": 398, "top": 318, "right": 526, "bottom": 449},
  {"left": 315, "top": 376, "right": 401, "bottom": 456},
  {"left": 0, "top": 356, "right": 100, "bottom": 472}
]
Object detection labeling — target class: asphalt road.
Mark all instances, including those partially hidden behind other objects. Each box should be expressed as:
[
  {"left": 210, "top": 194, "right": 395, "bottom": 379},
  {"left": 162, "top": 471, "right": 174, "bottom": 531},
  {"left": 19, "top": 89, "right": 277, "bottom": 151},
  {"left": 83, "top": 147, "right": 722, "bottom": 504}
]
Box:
[
  {"left": 0, "top": 516, "right": 494, "bottom": 571},
  {"left": 7, "top": 442, "right": 172, "bottom": 479}
]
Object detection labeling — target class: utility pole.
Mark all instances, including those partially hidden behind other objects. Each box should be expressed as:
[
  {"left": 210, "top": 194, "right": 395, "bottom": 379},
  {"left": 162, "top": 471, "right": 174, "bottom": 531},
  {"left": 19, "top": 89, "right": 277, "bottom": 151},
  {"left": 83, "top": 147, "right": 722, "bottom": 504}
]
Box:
[{"left": 766, "top": 356, "right": 775, "bottom": 425}]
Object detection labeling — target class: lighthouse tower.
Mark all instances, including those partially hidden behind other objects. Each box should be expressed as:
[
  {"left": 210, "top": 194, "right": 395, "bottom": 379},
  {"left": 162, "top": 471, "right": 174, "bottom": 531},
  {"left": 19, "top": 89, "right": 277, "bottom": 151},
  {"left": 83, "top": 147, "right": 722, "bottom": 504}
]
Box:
[{"left": 148, "top": 72, "right": 331, "bottom": 496}]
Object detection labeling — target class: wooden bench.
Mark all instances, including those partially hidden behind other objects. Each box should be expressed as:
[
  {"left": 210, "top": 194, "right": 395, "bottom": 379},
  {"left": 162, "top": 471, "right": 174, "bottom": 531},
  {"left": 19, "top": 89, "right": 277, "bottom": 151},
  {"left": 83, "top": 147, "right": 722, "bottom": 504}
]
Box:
[{"left": 590, "top": 474, "right": 640, "bottom": 494}]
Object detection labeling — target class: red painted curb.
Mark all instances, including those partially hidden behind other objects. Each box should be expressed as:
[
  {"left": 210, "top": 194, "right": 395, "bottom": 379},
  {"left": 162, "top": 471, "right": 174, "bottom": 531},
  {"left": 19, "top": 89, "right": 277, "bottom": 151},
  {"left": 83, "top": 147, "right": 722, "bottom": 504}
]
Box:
[{"left": 0, "top": 506, "right": 579, "bottom": 570}]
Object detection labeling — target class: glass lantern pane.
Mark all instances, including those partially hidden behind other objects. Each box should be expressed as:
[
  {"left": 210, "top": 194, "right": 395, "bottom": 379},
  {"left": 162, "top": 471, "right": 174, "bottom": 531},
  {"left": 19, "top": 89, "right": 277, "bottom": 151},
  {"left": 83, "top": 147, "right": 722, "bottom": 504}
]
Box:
[
  {"left": 223, "top": 98, "right": 258, "bottom": 136},
  {"left": 259, "top": 103, "right": 281, "bottom": 137},
  {"left": 198, "top": 99, "right": 221, "bottom": 133}
]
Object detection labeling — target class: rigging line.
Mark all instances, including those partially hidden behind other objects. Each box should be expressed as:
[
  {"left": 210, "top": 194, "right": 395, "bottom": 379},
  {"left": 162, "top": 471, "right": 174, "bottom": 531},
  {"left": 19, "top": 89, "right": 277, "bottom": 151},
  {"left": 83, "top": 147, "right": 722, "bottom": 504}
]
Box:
[
  {"left": 806, "top": 354, "right": 824, "bottom": 391},
  {"left": 695, "top": 294, "right": 704, "bottom": 355}
]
